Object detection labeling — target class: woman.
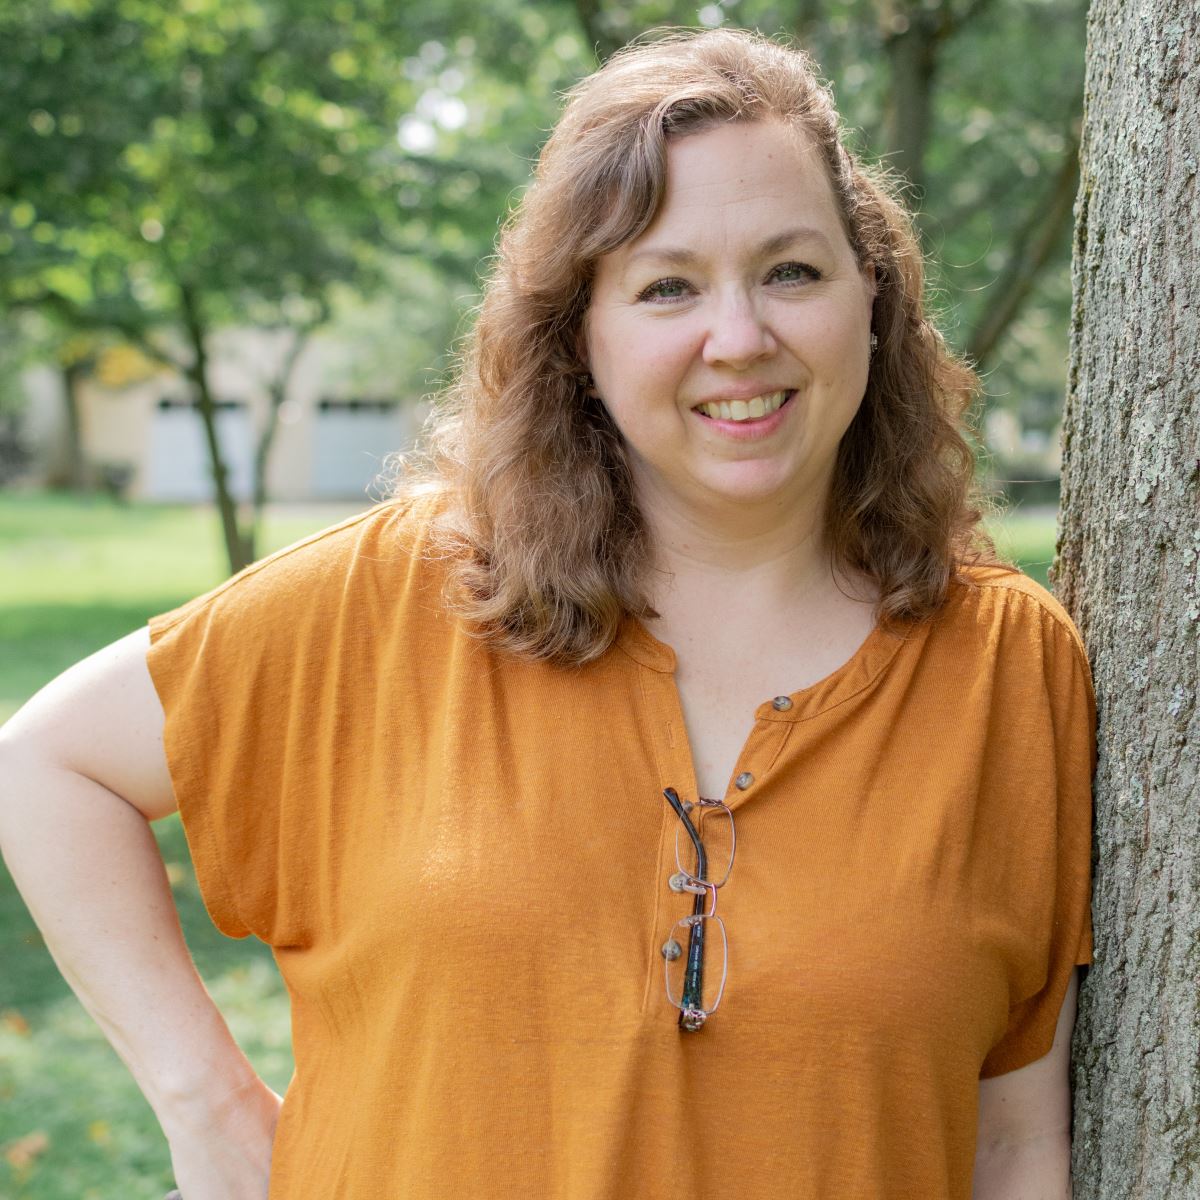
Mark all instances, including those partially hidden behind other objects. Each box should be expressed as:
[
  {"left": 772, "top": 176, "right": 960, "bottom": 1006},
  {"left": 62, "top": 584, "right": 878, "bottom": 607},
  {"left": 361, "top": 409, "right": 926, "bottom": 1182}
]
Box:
[{"left": 0, "top": 27, "right": 1093, "bottom": 1200}]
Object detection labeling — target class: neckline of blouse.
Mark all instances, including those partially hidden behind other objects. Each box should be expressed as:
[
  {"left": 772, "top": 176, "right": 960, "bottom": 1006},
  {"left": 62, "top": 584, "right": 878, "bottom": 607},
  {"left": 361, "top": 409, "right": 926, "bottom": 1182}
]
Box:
[{"left": 613, "top": 607, "right": 929, "bottom": 724}]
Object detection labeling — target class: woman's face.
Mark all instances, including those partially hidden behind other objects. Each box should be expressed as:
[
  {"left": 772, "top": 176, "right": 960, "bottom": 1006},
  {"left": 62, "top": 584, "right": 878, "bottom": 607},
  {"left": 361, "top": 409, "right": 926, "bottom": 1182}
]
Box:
[{"left": 582, "top": 119, "right": 876, "bottom": 519}]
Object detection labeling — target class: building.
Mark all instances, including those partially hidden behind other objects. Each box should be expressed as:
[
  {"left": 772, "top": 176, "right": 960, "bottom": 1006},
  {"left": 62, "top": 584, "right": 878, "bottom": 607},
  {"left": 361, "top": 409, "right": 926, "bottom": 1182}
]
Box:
[{"left": 19, "top": 327, "right": 427, "bottom": 502}]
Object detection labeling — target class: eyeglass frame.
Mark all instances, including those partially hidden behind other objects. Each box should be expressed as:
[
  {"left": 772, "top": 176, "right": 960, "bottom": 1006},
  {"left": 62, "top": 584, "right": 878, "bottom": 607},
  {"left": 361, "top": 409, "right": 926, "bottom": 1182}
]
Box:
[{"left": 662, "top": 787, "right": 736, "bottom": 1032}]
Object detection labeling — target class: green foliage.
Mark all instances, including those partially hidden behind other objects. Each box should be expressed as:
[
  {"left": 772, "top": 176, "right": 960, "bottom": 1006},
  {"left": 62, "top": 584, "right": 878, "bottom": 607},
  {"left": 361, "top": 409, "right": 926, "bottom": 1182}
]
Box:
[
  {"left": 1, "top": 0, "right": 408, "bottom": 330},
  {"left": 0, "top": 942, "right": 289, "bottom": 1198},
  {"left": 372, "top": 0, "right": 1088, "bottom": 440}
]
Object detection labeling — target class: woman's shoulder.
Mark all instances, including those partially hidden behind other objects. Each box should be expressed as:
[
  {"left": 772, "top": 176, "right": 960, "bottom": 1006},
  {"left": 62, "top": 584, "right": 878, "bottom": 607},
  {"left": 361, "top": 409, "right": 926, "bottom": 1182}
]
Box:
[
  {"left": 150, "top": 485, "right": 454, "bottom": 639},
  {"left": 941, "top": 561, "right": 1089, "bottom": 664}
]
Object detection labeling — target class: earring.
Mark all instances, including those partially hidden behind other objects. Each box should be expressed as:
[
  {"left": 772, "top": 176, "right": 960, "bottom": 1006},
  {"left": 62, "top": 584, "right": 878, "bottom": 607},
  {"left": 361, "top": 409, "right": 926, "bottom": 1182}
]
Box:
[{"left": 869, "top": 333, "right": 879, "bottom": 357}]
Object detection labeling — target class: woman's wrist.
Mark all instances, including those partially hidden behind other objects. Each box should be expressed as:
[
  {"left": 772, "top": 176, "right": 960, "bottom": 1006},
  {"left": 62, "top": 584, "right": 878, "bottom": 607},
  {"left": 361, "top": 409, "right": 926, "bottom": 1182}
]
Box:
[
  {"left": 160, "top": 1075, "right": 281, "bottom": 1200},
  {"left": 152, "top": 1057, "right": 279, "bottom": 1142}
]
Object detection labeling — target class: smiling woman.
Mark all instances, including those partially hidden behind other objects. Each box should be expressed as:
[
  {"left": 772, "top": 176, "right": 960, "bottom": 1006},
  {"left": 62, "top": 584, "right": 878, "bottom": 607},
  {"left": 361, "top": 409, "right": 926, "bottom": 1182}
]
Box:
[{"left": 0, "top": 25, "right": 1093, "bottom": 1200}]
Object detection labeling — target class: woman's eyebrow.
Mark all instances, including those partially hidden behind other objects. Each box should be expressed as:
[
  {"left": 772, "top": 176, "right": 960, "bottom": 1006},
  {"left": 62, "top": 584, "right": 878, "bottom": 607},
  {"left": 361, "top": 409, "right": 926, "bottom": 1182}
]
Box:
[{"left": 622, "top": 225, "right": 834, "bottom": 274}]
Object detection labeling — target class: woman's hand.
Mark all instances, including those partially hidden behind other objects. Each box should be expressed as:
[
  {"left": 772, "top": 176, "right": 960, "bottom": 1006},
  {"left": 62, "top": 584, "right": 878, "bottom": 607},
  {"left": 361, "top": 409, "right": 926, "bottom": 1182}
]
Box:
[{"left": 161, "top": 1075, "right": 283, "bottom": 1200}]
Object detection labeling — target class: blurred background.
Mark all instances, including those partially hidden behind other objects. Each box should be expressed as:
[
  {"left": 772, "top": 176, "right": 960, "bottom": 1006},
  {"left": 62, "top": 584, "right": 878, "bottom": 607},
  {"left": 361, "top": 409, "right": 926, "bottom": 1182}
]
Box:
[{"left": 1, "top": 0, "right": 1086, "bottom": 1194}]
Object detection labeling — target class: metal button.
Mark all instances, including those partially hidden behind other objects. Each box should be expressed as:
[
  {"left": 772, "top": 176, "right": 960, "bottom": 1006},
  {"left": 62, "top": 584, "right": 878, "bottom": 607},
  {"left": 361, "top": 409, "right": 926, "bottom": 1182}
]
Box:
[
  {"left": 661, "top": 938, "right": 683, "bottom": 961},
  {"left": 735, "top": 771, "right": 754, "bottom": 790},
  {"left": 772, "top": 695, "right": 793, "bottom": 711}
]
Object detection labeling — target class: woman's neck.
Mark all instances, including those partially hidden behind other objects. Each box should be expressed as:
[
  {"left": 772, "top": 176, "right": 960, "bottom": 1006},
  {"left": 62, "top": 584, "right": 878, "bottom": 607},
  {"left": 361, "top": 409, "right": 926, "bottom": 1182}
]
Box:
[{"left": 638, "top": 485, "right": 838, "bottom": 611}]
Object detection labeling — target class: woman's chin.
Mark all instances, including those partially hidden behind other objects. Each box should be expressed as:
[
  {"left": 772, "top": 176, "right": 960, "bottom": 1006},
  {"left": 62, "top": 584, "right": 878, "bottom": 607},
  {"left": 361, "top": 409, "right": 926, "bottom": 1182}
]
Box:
[{"left": 694, "top": 465, "right": 807, "bottom": 509}]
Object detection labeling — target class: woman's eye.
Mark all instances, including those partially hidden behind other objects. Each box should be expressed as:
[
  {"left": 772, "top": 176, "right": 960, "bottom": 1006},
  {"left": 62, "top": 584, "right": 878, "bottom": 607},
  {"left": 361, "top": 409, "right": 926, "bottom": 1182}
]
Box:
[
  {"left": 638, "top": 261, "right": 825, "bottom": 304},
  {"left": 769, "top": 261, "right": 822, "bottom": 284},
  {"left": 637, "top": 277, "right": 691, "bottom": 303}
]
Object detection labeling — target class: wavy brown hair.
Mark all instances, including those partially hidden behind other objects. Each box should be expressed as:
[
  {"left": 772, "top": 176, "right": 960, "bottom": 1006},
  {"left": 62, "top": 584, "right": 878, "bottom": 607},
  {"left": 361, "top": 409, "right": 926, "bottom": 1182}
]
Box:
[{"left": 388, "top": 26, "right": 1008, "bottom": 665}]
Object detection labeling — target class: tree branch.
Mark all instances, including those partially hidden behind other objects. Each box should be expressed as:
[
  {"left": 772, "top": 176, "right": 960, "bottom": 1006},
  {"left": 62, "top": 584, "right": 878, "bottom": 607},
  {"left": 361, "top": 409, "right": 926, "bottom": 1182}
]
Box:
[
  {"left": 965, "top": 112, "right": 1082, "bottom": 370},
  {"left": 573, "top": 0, "right": 620, "bottom": 63},
  {"left": 251, "top": 307, "right": 327, "bottom": 527},
  {"left": 936, "top": 159, "right": 1032, "bottom": 242},
  {"left": 178, "top": 279, "right": 250, "bottom": 574},
  {"left": 791, "top": 0, "right": 826, "bottom": 46}
]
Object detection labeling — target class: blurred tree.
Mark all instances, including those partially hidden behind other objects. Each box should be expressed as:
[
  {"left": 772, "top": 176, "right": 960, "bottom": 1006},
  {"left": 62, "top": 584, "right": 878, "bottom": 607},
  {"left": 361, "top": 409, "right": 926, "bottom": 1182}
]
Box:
[{"left": 0, "top": 0, "right": 516, "bottom": 570}]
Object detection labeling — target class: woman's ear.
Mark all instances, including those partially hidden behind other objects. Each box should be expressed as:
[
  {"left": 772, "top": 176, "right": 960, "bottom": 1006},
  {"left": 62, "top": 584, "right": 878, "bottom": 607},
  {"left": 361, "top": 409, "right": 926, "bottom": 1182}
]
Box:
[{"left": 862, "top": 260, "right": 878, "bottom": 300}]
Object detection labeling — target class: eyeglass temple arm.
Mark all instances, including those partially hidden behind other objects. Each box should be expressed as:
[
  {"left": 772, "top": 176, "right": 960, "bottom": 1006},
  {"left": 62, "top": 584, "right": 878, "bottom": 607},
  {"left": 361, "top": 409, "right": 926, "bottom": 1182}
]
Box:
[
  {"left": 663, "top": 788, "right": 709, "bottom": 1026},
  {"left": 663, "top": 787, "right": 708, "bottom": 881}
]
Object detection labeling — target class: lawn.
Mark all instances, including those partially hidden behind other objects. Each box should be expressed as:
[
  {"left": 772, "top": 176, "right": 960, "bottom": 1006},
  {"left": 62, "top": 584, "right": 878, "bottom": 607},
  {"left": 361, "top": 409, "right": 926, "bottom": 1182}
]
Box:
[{"left": 0, "top": 489, "right": 1059, "bottom": 1196}]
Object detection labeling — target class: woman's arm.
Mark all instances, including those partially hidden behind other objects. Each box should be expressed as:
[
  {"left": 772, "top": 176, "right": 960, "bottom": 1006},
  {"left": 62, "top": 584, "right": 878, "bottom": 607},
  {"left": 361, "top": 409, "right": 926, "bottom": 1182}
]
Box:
[
  {"left": 0, "top": 628, "right": 280, "bottom": 1198},
  {"left": 972, "top": 967, "right": 1081, "bottom": 1199}
]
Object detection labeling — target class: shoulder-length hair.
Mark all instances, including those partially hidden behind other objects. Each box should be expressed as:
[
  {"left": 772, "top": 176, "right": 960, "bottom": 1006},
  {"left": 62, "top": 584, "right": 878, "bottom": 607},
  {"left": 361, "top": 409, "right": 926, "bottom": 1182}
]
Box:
[{"left": 389, "top": 26, "right": 1008, "bottom": 666}]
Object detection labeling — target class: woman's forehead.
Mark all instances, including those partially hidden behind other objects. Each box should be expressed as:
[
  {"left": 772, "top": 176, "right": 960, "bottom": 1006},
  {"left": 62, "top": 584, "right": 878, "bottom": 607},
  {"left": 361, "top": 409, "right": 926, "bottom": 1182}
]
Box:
[
  {"left": 605, "top": 123, "right": 848, "bottom": 269},
  {"left": 661, "top": 122, "right": 833, "bottom": 207}
]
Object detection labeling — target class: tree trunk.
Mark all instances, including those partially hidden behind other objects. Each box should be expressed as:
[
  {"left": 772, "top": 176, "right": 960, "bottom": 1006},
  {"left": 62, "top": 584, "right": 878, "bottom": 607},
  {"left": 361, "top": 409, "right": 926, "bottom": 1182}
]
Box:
[
  {"left": 179, "top": 282, "right": 252, "bottom": 575},
  {"left": 59, "top": 359, "right": 89, "bottom": 492},
  {"left": 1052, "top": 2, "right": 1199, "bottom": 1195},
  {"left": 965, "top": 111, "right": 1082, "bottom": 371},
  {"left": 249, "top": 327, "right": 313, "bottom": 559},
  {"left": 877, "top": 0, "right": 943, "bottom": 202}
]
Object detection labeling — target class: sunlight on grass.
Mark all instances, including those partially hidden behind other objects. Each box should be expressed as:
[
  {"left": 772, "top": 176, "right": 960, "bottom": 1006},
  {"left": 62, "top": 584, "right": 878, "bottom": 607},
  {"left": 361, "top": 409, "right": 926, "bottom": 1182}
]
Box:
[
  {"left": 0, "top": 494, "right": 367, "bottom": 723},
  {"left": 986, "top": 507, "right": 1060, "bottom": 587}
]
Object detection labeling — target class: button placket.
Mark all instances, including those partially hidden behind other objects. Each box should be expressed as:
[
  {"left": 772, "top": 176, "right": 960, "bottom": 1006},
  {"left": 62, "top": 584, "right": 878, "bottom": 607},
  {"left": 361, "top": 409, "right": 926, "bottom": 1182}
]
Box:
[
  {"left": 635, "top": 659, "right": 798, "bottom": 1017},
  {"left": 719, "top": 716, "right": 792, "bottom": 813}
]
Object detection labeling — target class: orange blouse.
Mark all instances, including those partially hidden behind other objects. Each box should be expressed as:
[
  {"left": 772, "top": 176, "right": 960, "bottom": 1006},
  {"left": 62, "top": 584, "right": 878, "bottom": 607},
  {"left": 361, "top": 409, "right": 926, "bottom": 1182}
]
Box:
[{"left": 146, "top": 492, "right": 1094, "bottom": 1199}]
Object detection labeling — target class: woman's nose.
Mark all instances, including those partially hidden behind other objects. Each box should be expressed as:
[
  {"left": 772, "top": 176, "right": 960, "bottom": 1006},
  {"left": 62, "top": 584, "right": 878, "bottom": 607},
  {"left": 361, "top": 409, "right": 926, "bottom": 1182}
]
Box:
[{"left": 701, "top": 291, "right": 777, "bottom": 368}]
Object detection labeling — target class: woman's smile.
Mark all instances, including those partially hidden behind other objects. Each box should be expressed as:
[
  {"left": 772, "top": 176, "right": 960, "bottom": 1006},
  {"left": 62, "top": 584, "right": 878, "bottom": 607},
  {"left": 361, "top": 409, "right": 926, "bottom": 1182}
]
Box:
[{"left": 692, "top": 389, "right": 797, "bottom": 440}]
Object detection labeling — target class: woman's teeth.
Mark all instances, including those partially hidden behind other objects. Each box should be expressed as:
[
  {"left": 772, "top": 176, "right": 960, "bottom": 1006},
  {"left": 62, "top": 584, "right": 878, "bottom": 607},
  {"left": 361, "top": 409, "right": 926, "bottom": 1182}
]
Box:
[{"left": 695, "top": 390, "right": 791, "bottom": 422}]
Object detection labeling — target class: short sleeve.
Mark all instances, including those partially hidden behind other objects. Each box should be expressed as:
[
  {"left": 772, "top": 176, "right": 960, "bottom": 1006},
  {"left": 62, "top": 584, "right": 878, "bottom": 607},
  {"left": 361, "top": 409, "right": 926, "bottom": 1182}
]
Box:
[
  {"left": 979, "top": 601, "right": 1096, "bottom": 1078},
  {"left": 145, "top": 498, "right": 426, "bottom": 944},
  {"left": 147, "top": 572, "right": 294, "bottom": 941}
]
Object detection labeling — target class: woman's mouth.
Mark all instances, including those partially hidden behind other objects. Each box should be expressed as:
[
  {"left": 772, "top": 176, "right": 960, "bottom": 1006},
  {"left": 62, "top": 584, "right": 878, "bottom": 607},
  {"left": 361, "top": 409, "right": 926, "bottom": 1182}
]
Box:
[{"left": 693, "top": 389, "right": 796, "bottom": 425}]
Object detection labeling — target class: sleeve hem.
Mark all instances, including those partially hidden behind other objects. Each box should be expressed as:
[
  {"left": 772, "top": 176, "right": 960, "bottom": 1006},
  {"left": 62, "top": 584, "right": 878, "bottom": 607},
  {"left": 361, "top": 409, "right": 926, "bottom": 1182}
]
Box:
[{"left": 146, "top": 610, "right": 253, "bottom": 940}]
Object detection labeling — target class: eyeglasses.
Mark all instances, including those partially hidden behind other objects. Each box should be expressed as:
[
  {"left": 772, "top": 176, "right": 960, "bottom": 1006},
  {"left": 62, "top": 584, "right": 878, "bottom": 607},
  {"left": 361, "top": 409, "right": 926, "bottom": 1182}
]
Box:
[{"left": 661, "top": 787, "right": 736, "bottom": 1031}]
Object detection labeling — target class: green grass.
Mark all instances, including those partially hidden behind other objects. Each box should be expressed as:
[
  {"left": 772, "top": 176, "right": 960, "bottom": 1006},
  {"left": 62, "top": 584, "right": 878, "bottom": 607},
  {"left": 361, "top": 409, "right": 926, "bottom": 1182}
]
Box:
[
  {"left": 988, "top": 505, "right": 1060, "bottom": 587},
  {"left": 0, "top": 956, "right": 292, "bottom": 1200},
  {"left": 0, "top": 489, "right": 1058, "bottom": 1195}
]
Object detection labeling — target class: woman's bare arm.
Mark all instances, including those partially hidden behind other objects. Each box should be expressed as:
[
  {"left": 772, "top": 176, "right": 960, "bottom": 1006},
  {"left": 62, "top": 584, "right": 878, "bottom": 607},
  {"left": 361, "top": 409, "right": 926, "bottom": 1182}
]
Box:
[
  {"left": 0, "top": 628, "right": 279, "bottom": 1196},
  {"left": 972, "top": 968, "right": 1081, "bottom": 1198}
]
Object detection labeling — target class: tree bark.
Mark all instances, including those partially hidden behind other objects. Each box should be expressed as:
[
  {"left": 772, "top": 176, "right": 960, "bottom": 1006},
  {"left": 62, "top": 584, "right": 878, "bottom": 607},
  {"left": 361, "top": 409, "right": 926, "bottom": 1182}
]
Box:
[
  {"left": 573, "top": 0, "right": 623, "bottom": 63},
  {"left": 249, "top": 324, "right": 316, "bottom": 559},
  {"left": 877, "top": 0, "right": 945, "bottom": 201},
  {"left": 1052, "top": 2, "right": 1199, "bottom": 1195}
]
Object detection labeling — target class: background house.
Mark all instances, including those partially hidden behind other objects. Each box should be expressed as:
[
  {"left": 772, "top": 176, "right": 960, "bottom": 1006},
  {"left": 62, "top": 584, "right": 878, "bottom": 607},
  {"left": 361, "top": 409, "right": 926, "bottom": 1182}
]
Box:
[{"left": 18, "top": 327, "right": 428, "bottom": 503}]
